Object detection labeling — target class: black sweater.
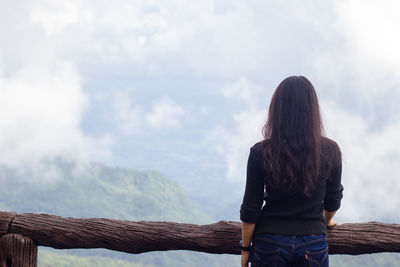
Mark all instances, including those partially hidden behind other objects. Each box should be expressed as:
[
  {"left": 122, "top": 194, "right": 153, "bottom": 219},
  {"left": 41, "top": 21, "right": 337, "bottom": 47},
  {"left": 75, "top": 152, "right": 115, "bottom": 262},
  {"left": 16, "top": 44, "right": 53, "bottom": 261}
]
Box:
[{"left": 240, "top": 138, "right": 343, "bottom": 236}]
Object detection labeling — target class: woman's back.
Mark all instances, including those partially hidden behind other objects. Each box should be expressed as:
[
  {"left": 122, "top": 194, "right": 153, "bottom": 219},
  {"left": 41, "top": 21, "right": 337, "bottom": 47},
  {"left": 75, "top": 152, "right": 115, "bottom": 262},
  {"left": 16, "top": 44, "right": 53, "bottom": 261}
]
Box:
[{"left": 240, "top": 137, "right": 343, "bottom": 236}]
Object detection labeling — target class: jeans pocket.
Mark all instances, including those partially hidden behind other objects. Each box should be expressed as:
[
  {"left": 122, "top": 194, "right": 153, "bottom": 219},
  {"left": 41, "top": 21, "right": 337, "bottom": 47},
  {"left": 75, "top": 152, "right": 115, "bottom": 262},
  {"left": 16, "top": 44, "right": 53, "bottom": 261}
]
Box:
[
  {"left": 251, "top": 246, "right": 281, "bottom": 267},
  {"left": 305, "top": 246, "right": 328, "bottom": 267}
]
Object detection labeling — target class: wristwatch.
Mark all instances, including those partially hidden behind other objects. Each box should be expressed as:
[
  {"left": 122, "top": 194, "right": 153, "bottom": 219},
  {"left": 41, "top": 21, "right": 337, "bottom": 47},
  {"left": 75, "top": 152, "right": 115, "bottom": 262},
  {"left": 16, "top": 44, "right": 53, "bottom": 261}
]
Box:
[{"left": 239, "top": 240, "right": 251, "bottom": 251}]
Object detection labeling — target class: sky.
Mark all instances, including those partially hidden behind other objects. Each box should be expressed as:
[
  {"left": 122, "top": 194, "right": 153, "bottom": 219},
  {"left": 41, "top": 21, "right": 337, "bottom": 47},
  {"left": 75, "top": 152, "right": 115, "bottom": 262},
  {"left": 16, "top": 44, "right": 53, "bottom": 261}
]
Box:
[{"left": 1, "top": 0, "right": 400, "bottom": 222}]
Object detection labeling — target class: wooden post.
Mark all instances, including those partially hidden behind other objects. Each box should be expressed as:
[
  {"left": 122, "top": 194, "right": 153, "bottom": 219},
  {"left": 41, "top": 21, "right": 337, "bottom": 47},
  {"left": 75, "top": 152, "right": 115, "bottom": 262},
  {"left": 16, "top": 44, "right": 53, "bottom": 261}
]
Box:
[{"left": 0, "top": 234, "right": 37, "bottom": 267}]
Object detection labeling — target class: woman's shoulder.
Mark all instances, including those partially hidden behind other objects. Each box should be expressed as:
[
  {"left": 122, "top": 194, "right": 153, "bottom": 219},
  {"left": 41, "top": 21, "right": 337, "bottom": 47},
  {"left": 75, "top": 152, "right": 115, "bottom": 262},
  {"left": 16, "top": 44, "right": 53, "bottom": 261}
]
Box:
[
  {"left": 321, "top": 137, "right": 342, "bottom": 162},
  {"left": 251, "top": 139, "right": 269, "bottom": 151},
  {"left": 249, "top": 140, "right": 268, "bottom": 161},
  {"left": 321, "top": 137, "right": 341, "bottom": 151}
]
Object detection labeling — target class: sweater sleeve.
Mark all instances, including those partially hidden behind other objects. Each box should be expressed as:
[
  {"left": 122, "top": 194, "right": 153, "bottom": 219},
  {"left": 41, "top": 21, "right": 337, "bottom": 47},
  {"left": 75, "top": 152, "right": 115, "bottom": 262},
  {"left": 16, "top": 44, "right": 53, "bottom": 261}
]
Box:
[
  {"left": 240, "top": 146, "right": 265, "bottom": 223},
  {"left": 324, "top": 144, "right": 344, "bottom": 212}
]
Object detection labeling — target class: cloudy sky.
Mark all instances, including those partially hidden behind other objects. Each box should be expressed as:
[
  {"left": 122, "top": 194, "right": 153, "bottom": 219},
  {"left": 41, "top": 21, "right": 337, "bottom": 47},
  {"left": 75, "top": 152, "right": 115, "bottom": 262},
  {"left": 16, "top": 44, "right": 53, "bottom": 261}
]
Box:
[{"left": 1, "top": 0, "right": 400, "bottom": 222}]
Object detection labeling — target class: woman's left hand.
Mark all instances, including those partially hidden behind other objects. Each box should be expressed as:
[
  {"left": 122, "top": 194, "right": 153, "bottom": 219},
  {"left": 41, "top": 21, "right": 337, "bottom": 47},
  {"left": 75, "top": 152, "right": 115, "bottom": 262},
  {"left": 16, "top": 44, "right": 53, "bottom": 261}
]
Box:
[{"left": 241, "top": 251, "right": 251, "bottom": 267}]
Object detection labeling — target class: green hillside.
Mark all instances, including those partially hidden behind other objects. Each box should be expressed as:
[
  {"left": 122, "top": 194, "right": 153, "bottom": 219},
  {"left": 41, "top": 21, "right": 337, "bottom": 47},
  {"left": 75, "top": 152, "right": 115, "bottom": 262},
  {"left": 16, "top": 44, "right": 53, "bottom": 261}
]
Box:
[
  {"left": 0, "top": 162, "right": 209, "bottom": 223},
  {"left": 0, "top": 162, "right": 238, "bottom": 266}
]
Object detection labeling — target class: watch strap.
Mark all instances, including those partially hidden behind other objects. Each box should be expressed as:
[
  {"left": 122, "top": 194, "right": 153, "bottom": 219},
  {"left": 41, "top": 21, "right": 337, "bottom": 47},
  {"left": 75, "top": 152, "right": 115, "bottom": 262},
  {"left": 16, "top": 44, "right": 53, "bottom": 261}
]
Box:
[{"left": 239, "top": 240, "right": 251, "bottom": 251}]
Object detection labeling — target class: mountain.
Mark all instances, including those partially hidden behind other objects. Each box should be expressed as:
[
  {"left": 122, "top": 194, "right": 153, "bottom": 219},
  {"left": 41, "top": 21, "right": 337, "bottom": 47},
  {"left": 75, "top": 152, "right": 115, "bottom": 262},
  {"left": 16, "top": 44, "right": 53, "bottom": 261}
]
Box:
[
  {"left": 0, "top": 161, "right": 208, "bottom": 223},
  {"left": 0, "top": 161, "right": 238, "bottom": 266}
]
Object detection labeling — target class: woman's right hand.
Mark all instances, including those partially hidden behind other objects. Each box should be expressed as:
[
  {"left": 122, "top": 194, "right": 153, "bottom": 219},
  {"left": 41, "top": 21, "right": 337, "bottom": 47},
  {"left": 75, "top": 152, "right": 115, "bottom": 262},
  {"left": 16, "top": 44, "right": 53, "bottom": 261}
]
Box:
[
  {"left": 324, "top": 210, "right": 338, "bottom": 228},
  {"left": 326, "top": 219, "right": 337, "bottom": 228}
]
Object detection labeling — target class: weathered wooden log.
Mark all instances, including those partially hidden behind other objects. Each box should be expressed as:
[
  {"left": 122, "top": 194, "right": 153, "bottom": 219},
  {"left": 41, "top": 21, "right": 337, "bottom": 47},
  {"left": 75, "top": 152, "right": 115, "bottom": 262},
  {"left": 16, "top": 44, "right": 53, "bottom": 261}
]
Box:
[
  {"left": 0, "top": 234, "right": 37, "bottom": 267},
  {"left": 1, "top": 211, "right": 400, "bottom": 255},
  {"left": 327, "top": 222, "right": 400, "bottom": 254},
  {"left": 0, "top": 212, "right": 15, "bottom": 235},
  {"left": 8, "top": 212, "right": 240, "bottom": 254}
]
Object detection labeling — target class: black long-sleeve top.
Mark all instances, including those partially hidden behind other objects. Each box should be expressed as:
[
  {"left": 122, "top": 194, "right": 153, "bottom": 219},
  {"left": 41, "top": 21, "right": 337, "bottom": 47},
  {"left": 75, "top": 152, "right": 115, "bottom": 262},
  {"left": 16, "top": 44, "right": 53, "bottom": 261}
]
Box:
[{"left": 240, "top": 138, "right": 343, "bottom": 236}]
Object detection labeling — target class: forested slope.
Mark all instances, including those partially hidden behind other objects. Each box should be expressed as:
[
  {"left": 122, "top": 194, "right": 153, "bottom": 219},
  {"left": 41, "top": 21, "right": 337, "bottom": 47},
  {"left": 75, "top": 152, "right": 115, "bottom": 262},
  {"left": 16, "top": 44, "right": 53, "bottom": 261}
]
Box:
[{"left": 0, "top": 162, "right": 237, "bottom": 266}]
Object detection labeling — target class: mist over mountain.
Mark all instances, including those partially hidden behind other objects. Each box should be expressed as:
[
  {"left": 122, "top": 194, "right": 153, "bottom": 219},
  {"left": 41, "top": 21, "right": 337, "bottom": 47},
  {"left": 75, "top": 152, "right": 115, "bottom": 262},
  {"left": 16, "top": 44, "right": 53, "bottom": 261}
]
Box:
[
  {"left": 0, "top": 161, "right": 240, "bottom": 266},
  {"left": 0, "top": 160, "right": 209, "bottom": 222}
]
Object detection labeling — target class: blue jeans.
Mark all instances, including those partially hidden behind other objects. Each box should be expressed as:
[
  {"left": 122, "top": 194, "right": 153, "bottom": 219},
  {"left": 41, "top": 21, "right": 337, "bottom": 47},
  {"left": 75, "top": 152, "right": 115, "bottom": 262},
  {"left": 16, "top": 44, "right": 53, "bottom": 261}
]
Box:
[{"left": 250, "top": 233, "right": 329, "bottom": 267}]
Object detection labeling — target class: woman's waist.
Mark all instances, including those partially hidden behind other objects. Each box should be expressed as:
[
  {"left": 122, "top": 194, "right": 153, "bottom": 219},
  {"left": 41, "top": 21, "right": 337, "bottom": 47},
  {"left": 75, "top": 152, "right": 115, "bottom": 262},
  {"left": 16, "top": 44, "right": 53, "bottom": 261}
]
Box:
[{"left": 254, "top": 215, "right": 327, "bottom": 236}]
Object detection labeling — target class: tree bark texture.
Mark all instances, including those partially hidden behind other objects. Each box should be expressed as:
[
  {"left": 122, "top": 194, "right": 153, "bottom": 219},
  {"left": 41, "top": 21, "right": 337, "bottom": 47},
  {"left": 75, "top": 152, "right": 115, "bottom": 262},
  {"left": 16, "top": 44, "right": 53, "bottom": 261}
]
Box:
[
  {"left": 0, "top": 234, "right": 37, "bottom": 267},
  {"left": 1, "top": 211, "right": 400, "bottom": 255}
]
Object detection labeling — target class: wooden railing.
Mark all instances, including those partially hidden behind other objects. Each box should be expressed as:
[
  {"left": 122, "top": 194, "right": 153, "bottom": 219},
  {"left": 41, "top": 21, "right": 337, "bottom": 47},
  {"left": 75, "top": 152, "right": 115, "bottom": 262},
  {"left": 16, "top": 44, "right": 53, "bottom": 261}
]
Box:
[{"left": 1, "top": 211, "right": 400, "bottom": 266}]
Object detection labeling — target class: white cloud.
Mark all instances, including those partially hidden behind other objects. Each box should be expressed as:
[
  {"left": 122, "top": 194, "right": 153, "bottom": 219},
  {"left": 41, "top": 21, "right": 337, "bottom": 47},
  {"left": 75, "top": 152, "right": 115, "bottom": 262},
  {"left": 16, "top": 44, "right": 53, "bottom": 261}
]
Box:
[
  {"left": 322, "top": 101, "right": 400, "bottom": 222},
  {"left": 0, "top": 63, "right": 113, "bottom": 181},
  {"left": 112, "top": 94, "right": 185, "bottom": 134},
  {"left": 210, "top": 108, "right": 265, "bottom": 182},
  {"left": 0, "top": 2, "right": 114, "bottom": 181},
  {"left": 334, "top": 0, "right": 400, "bottom": 76},
  {"left": 31, "top": 1, "right": 80, "bottom": 34},
  {"left": 208, "top": 78, "right": 267, "bottom": 182},
  {"left": 220, "top": 77, "right": 264, "bottom": 107},
  {"left": 0, "top": 0, "right": 303, "bottom": 78},
  {"left": 302, "top": 0, "right": 400, "bottom": 111},
  {"left": 146, "top": 96, "right": 185, "bottom": 129},
  {"left": 113, "top": 93, "right": 143, "bottom": 135},
  {"left": 112, "top": 95, "right": 185, "bottom": 133}
]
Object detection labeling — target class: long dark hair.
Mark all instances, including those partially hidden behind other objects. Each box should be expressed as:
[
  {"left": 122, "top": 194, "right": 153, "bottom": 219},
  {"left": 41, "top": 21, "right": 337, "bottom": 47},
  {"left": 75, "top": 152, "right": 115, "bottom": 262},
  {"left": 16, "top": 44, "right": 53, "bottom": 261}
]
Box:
[{"left": 261, "top": 76, "right": 325, "bottom": 197}]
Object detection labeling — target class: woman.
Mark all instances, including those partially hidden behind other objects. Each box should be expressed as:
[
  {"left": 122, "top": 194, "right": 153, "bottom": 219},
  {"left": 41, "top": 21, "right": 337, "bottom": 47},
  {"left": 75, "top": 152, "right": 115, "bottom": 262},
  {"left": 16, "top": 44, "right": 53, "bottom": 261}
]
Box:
[{"left": 240, "top": 76, "right": 343, "bottom": 267}]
